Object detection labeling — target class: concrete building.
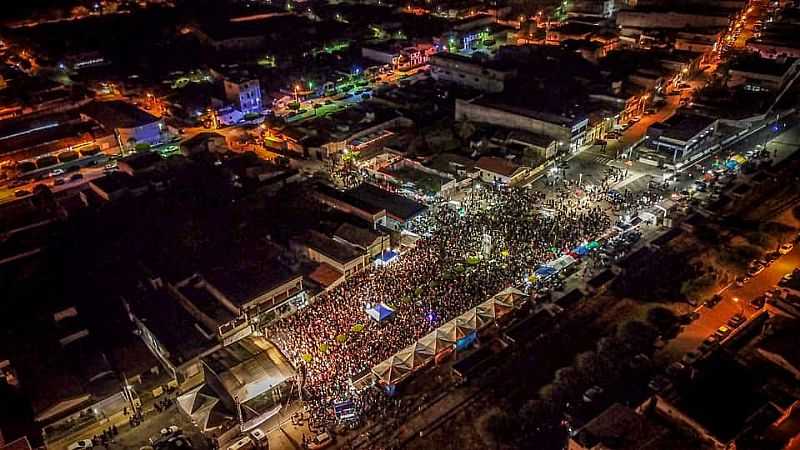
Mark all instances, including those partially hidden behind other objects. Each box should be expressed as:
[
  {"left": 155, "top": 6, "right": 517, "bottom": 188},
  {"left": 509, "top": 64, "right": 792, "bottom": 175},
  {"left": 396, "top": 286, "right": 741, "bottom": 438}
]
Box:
[
  {"left": 333, "top": 222, "right": 390, "bottom": 260},
  {"left": 475, "top": 156, "right": 529, "bottom": 186},
  {"left": 81, "top": 101, "right": 165, "bottom": 149},
  {"left": 616, "top": 9, "right": 732, "bottom": 29},
  {"left": 224, "top": 77, "right": 262, "bottom": 114},
  {"left": 298, "top": 230, "right": 368, "bottom": 278},
  {"left": 456, "top": 98, "right": 589, "bottom": 152},
  {"left": 429, "top": 53, "right": 517, "bottom": 93},
  {"left": 727, "top": 56, "right": 800, "bottom": 92},
  {"left": 645, "top": 111, "right": 717, "bottom": 163}
]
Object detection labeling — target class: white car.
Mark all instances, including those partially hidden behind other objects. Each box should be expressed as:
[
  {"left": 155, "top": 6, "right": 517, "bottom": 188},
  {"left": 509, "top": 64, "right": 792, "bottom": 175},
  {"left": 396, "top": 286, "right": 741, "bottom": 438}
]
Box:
[
  {"left": 49, "top": 168, "right": 65, "bottom": 177},
  {"left": 67, "top": 439, "right": 93, "bottom": 450},
  {"left": 779, "top": 243, "right": 794, "bottom": 255}
]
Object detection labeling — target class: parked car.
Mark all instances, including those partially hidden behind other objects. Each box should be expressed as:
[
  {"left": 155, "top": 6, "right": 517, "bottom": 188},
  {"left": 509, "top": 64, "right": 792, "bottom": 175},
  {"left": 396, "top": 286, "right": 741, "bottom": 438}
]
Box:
[
  {"left": 583, "top": 385, "right": 605, "bottom": 402},
  {"left": 748, "top": 264, "right": 766, "bottom": 277},
  {"left": 728, "top": 314, "right": 745, "bottom": 328},
  {"left": 666, "top": 361, "right": 688, "bottom": 377},
  {"left": 49, "top": 168, "right": 65, "bottom": 177},
  {"left": 648, "top": 375, "right": 673, "bottom": 393},
  {"left": 14, "top": 189, "right": 31, "bottom": 198},
  {"left": 682, "top": 350, "right": 701, "bottom": 365},
  {"left": 750, "top": 296, "right": 767, "bottom": 309},
  {"left": 715, "top": 325, "right": 731, "bottom": 339},
  {"left": 67, "top": 440, "right": 93, "bottom": 450},
  {"left": 308, "top": 432, "right": 334, "bottom": 450},
  {"left": 70, "top": 173, "right": 84, "bottom": 181},
  {"left": 679, "top": 311, "right": 700, "bottom": 324},
  {"left": 779, "top": 243, "right": 794, "bottom": 255},
  {"left": 52, "top": 177, "right": 66, "bottom": 186},
  {"left": 700, "top": 335, "right": 720, "bottom": 351},
  {"left": 705, "top": 294, "right": 722, "bottom": 308}
]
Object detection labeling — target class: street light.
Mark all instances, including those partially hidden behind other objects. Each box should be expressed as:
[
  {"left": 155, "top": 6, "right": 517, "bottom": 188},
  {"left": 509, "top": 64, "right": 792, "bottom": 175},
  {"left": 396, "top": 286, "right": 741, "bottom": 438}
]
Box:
[{"left": 733, "top": 296, "right": 744, "bottom": 315}]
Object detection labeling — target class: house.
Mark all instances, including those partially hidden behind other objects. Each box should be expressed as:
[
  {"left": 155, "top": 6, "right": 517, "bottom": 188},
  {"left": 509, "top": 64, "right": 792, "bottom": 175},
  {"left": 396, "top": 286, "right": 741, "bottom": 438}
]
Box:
[
  {"left": 475, "top": 156, "right": 529, "bottom": 186},
  {"left": 755, "top": 318, "right": 800, "bottom": 380},
  {"left": 645, "top": 111, "right": 717, "bottom": 164},
  {"left": 429, "top": 53, "right": 517, "bottom": 93},
  {"left": 180, "top": 132, "right": 229, "bottom": 157},
  {"left": 333, "top": 222, "right": 390, "bottom": 259},
  {"left": 117, "top": 151, "right": 165, "bottom": 176},
  {"left": 297, "top": 230, "right": 368, "bottom": 278},
  {"left": 81, "top": 100, "right": 165, "bottom": 148},
  {"left": 456, "top": 97, "right": 588, "bottom": 153},
  {"left": 223, "top": 77, "right": 262, "bottom": 115},
  {"left": 569, "top": 403, "right": 711, "bottom": 450}
]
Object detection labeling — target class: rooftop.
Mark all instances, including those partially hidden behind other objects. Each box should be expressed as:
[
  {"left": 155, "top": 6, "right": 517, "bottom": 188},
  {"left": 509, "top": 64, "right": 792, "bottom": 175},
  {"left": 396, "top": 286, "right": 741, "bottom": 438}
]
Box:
[
  {"left": 303, "top": 230, "right": 364, "bottom": 264},
  {"left": 204, "top": 251, "right": 299, "bottom": 308},
  {"left": 347, "top": 182, "right": 427, "bottom": 221},
  {"left": 652, "top": 111, "right": 716, "bottom": 142},
  {"left": 729, "top": 54, "right": 798, "bottom": 77},
  {"left": 80, "top": 100, "right": 160, "bottom": 130},
  {"left": 574, "top": 403, "right": 666, "bottom": 450},
  {"left": 202, "top": 336, "right": 295, "bottom": 404},
  {"left": 476, "top": 156, "right": 524, "bottom": 177},
  {"left": 674, "top": 355, "right": 769, "bottom": 443},
  {"left": 334, "top": 222, "right": 382, "bottom": 249},
  {"left": 307, "top": 262, "right": 344, "bottom": 288},
  {"left": 128, "top": 288, "right": 216, "bottom": 366}
]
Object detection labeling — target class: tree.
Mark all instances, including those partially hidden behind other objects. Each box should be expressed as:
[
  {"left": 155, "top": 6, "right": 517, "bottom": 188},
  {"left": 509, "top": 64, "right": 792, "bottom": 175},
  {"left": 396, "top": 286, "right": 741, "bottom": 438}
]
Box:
[
  {"left": 519, "top": 399, "right": 559, "bottom": 432},
  {"left": 574, "top": 351, "right": 601, "bottom": 385},
  {"left": 760, "top": 221, "right": 796, "bottom": 245},
  {"left": 617, "top": 320, "right": 659, "bottom": 354},
  {"left": 486, "top": 411, "right": 519, "bottom": 448},
  {"left": 646, "top": 306, "right": 678, "bottom": 334},
  {"left": 552, "top": 366, "right": 584, "bottom": 402}
]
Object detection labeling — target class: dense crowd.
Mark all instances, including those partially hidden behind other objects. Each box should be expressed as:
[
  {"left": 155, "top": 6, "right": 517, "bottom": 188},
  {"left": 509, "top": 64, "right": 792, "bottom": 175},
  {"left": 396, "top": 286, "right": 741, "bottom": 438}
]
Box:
[{"left": 268, "top": 180, "right": 631, "bottom": 429}]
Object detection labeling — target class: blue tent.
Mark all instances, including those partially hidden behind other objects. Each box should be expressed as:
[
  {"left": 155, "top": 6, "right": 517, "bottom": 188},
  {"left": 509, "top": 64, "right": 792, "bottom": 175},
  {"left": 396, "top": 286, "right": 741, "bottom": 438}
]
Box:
[
  {"left": 367, "top": 303, "right": 395, "bottom": 322},
  {"left": 573, "top": 245, "right": 590, "bottom": 256},
  {"left": 378, "top": 250, "right": 399, "bottom": 264},
  {"left": 534, "top": 266, "right": 557, "bottom": 277}
]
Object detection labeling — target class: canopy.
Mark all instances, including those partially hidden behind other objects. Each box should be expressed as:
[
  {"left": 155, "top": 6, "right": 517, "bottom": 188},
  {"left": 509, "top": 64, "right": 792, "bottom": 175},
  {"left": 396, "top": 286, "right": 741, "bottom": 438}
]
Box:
[
  {"left": 370, "top": 285, "right": 525, "bottom": 388},
  {"left": 534, "top": 266, "right": 557, "bottom": 277},
  {"left": 493, "top": 287, "right": 528, "bottom": 309},
  {"left": 549, "top": 254, "right": 577, "bottom": 272},
  {"left": 366, "top": 303, "right": 395, "bottom": 322},
  {"left": 573, "top": 245, "right": 590, "bottom": 256}
]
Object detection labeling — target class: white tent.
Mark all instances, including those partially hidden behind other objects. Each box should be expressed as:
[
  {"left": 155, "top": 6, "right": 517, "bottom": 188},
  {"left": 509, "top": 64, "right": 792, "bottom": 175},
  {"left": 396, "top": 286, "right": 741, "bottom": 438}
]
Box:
[{"left": 493, "top": 286, "right": 528, "bottom": 309}]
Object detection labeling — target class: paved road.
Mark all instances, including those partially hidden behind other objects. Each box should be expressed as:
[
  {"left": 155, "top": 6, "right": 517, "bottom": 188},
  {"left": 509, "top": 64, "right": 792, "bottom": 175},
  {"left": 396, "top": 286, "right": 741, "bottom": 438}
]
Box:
[{"left": 666, "top": 246, "right": 798, "bottom": 358}]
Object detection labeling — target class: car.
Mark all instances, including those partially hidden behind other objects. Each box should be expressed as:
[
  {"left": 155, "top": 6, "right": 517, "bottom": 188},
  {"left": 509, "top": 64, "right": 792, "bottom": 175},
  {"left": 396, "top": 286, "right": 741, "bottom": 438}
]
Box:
[
  {"left": 679, "top": 311, "right": 700, "bottom": 324},
  {"left": 715, "top": 325, "right": 731, "bottom": 338},
  {"left": 750, "top": 296, "right": 766, "bottom": 309},
  {"left": 700, "top": 335, "right": 720, "bottom": 351},
  {"left": 70, "top": 173, "right": 84, "bottom": 181},
  {"left": 748, "top": 264, "right": 765, "bottom": 277},
  {"left": 644, "top": 108, "right": 657, "bottom": 115},
  {"left": 324, "top": 99, "right": 334, "bottom": 105},
  {"left": 728, "top": 314, "right": 745, "bottom": 328},
  {"left": 14, "top": 189, "right": 31, "bottom": 198},
  {"left": 67, "top": 440, "right": 93, "bottom": 450},
  {"left": 648, "top": 375, "right": 673, "bottom": 393},
  {"left": 682, "top": 350, "right": 702, "bottom": 365},
  {"left": 583, "top": 385, "right": 605, "bottom": 402},
  {"left": 666, "top": 361, "right": 688, "bottom": 377},
  {"left": 49, "top": 168, "right": 65, "bottom": 177},
  {"left": 705, "top": 294, "right": 722, "bottom": 308},
  {"left": 779, "top": 243, "right": 794, "bottom": 255},
  {"left": 52, "top": 177, "right": 66, "bottom": 186},
  {"left": 307, "top": 432, "right": 334, "bottom": 450}
]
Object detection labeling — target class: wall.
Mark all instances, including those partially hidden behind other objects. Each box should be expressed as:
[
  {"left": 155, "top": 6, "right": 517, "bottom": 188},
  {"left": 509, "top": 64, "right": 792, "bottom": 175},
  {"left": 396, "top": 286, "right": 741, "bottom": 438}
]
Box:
[
  {"left": 456, "top": 99, "right": 587, "bottom": 150},
  {"left": 617, "top": 11, "right": 730, "bottom": 29}
]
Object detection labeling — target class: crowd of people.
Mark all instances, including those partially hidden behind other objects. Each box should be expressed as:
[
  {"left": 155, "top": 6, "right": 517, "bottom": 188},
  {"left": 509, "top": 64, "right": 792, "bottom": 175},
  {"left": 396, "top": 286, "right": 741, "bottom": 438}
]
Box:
[{"left": 268, "top": 179, "right": 633, "bottom": 430}]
